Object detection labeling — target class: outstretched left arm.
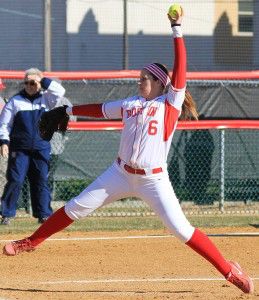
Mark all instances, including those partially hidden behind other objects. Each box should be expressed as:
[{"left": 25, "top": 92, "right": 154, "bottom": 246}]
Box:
[{"left": 66, "top": 103, "right": 104, "bottom": 118}]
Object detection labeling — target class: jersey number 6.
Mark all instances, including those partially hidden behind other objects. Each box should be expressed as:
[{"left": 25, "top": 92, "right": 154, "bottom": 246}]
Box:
[{"left": 148, "top": 120, "right": 158, "bottom": 135}]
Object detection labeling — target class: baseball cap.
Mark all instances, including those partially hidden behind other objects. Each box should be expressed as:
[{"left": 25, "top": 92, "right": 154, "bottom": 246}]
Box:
[{"left": 0, "top": 79, "right": 6, "bottom": 90}]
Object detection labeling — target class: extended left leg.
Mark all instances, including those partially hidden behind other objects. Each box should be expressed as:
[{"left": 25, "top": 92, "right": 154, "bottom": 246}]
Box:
[{"left": 138, "top": 173, "right": 253, "bottom": 294}]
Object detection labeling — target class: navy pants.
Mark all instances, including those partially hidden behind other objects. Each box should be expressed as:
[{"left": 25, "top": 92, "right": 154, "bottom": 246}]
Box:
[{"left": 1, "top": 149, "right": 52, "bottom": 219}]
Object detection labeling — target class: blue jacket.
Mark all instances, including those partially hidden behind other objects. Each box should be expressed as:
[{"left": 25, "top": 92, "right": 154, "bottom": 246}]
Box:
[{"left": 0, "top": 78, "right": 65, "bottom": 151}]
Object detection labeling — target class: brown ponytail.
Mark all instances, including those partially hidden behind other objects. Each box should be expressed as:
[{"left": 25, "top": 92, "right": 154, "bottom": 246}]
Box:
[{"left": 180, "top": 89, "right": 199, "bottom": 120}]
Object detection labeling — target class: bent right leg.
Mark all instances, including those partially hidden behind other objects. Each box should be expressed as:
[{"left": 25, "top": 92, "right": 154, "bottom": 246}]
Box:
[
  {"left": 3, "top": 162, "right": 131, "bottom": 254},
  {"left": 64, "top": 162, "right": 132, "bottom": 220},
  {"left": 30, "top": 163, "right": 130, "bottom": 246}
]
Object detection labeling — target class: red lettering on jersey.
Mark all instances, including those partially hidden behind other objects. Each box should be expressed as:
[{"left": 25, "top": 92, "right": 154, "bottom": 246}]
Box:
[
  {"left": 147, "top": 106, "right": 158, "bottom": 117},
  {"left": 126, "top": 107, "right": 143, "bottom": 118}
]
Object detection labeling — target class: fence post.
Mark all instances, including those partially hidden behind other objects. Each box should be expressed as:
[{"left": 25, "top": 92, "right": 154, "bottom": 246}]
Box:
[
  {"left": 123, "top": 0, "right": 129, "bottom": 69},
  {"left": 44, "top": 0, "right": 52, "bottom": 71},
  {"left": 219, "top": 129, "right": 225, "bottom": 212}
]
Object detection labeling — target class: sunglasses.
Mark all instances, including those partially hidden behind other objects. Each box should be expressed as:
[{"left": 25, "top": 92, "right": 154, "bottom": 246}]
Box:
[{"left": 24, "top": 80, "right": 37, "bottom": 86}]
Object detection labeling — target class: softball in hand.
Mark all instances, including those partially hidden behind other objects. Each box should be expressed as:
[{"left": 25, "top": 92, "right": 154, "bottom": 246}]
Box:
[{"left": 168, "top": 3, "right": 182, "bottom": 20}]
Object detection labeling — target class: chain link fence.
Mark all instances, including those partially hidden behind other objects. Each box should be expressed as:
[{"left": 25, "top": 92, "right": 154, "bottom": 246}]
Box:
[
  {"left": 8, "top": 127, "right": 257, "bottom": 216},
  {"left": 0, "top": 77, "right": 258, "bottom": 216}
]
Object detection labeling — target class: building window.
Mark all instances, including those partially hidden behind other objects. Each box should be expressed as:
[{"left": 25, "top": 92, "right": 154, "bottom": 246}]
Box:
[{"left": 238, "top": 0, "right": 253, "bottom": 32}]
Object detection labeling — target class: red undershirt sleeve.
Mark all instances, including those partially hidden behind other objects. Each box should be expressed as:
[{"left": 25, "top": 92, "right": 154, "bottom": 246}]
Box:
[
  {"left": 164, "top": 31, "right": 186, "bottom": 141},
  {"left": 171, "top": 37, "right": 186, "bottom": 90},
  {"left": 72, "top": 103, "right": 104, "bottom": 118}
]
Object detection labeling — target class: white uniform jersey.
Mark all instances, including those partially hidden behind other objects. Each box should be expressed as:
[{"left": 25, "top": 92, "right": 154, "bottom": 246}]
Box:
[
  {"left": 102, "top": 86, "right": 185, "bottom": 169},
  {"left": 64, "top": 27, "right": 195, "bottom": 243}
]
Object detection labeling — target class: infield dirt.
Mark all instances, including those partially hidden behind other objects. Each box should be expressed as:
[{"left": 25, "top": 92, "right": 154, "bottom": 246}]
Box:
[{"left": 0, "top": 226, "right": 258, "bottom": 300}]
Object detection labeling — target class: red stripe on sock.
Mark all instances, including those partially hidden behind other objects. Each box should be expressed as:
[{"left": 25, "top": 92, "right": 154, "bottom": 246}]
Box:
[
  {"left": 186, "top": 228, "right": 231, "bottom": 276},
  {"left": 29, "top": 206, "right": 73, "bottom": 247}
]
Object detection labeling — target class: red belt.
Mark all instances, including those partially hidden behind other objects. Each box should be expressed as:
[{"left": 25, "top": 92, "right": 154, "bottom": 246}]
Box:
[{"left": 117, "top": 157, "right": 162, "bottom": 175}]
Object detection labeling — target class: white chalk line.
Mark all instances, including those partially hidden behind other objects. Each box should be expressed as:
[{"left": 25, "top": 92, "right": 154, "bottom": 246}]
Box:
[
  {"left": 0, "top": 232, "right": 258, "bottom": 243},
  {"left": 39, "top": 276, "right": 259, "bottom": 285}
]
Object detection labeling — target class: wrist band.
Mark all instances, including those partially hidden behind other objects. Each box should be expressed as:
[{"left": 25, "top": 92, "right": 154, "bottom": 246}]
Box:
[{"left": 171, "top": 23, "right": 181, "bottom": 27}]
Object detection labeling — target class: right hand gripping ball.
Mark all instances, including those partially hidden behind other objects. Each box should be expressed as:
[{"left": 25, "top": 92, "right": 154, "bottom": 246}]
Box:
[{"left": 168, "top": 3, "right": 182, "bottom": 20}]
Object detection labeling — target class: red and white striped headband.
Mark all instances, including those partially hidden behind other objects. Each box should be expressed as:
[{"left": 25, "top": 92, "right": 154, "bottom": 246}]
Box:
[{"left": 143, "top": 63, "right": 170, "bottom": 87}]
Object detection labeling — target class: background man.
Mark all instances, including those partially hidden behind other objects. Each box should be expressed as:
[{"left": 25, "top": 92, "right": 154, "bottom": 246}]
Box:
[{"left": 0, "top": 68, "right": 65, "bottom": 225}]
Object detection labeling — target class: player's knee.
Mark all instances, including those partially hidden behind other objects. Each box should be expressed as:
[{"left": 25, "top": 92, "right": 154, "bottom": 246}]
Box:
[
  {"left": 64, "top": 197, "right": 98, "bottom": 220},
  {"left": 171, "top": 224, "right": 195, "bottom": 243}
]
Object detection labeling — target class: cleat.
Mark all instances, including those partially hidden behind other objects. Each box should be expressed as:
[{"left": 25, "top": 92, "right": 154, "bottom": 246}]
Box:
[
  {"left": 38, "top": 217, "right": 48, "bottom": 224},
  {"left": 3, "top": 238, "right": 35, "bottom": 256},
  {"left": 226, "top": 261, "right": 254, "bottom": 294},
  {"left": 1, "top": 217, "right": 11, "bottom": 225}
]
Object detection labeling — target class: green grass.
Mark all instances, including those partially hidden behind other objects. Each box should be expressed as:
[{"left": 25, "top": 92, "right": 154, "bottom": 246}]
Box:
[{"left": 0, "top": 215, "right": 258, "bottom": 235}]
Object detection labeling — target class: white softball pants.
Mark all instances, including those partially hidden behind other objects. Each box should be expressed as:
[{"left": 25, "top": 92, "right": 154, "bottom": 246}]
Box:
[{"left": 65, "top": 161, "right": 195, "bottom": 242}]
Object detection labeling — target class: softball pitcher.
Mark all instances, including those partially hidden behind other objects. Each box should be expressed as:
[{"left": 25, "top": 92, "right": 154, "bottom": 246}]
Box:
[{"left": 3, "top": 10, "right": 253, "bottom": 294}]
